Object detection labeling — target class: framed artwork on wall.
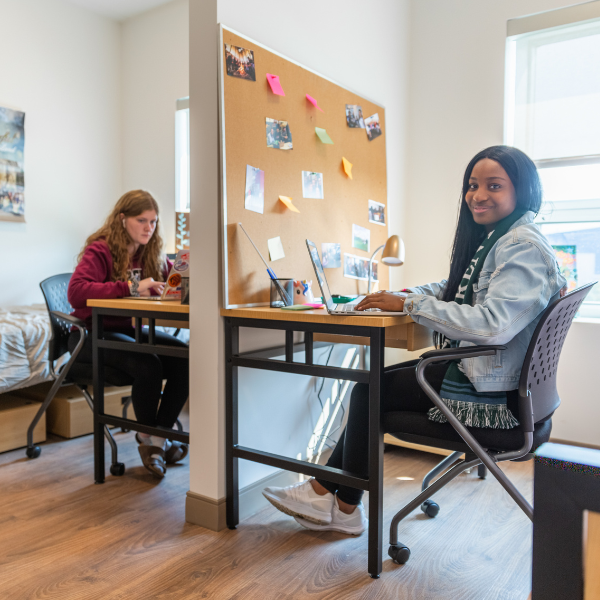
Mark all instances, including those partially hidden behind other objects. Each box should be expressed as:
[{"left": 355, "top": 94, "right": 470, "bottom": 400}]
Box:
[{"left": 0, "top": 107, "right": 25, "bottom": 223}]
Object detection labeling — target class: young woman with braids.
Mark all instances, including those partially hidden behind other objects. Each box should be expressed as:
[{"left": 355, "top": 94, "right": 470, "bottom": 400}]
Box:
[
  {"left": 68, "top": 190, "right": 189, "bottom": 478},
  {"left": 262, "top": 146, "right": 566, "bottom": 535}
]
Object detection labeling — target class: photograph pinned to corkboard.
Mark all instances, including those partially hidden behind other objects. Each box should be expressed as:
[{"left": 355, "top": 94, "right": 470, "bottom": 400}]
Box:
[{"left": 219, "top": 25, "right": 388, "bottom": 308}]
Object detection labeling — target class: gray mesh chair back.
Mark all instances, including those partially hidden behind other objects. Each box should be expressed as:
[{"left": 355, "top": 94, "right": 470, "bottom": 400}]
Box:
[
  {"left": 520, "top": 282, "right": 595, "bottom": 426},
  {"left": 39, "top": 273, "right": 73, "bottom": 363}
]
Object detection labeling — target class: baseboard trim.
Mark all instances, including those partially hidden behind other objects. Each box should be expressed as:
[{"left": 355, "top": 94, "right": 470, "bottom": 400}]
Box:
[
  {"left": 384, "top": 434, "right": 454, "bottom": 456},
  {"left": 238, "top": 469, "right": 299, "bottom": 521},
  {"left": 185, "top": 491, "right": 227, "bottom": 531},
  {"left": 550, "top": 437, "right": 600, "bottom": 452},
  {"left": 185, "top": 469, "right": 300, "bottom": 531}
]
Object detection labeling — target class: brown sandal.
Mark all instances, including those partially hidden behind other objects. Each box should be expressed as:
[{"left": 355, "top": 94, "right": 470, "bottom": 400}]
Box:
[
  {"left": 138, "top": 445, "right": 166, "bottom": 478},
  {"left": 135, "top": 434, "right": 188, "bottom": 465},
  {"left": 165, "top": 441, "right": 189, "bottom": 464}
]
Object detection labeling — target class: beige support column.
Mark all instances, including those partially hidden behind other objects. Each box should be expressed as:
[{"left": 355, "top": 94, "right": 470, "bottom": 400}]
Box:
[{"left": 186, "top": 0, "right": 225, "bottom": 531}]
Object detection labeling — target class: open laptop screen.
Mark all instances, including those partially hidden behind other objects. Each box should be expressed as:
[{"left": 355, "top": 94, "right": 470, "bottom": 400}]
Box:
[{"left": 306, "top": 239, "right": 334, "bottom": 310}]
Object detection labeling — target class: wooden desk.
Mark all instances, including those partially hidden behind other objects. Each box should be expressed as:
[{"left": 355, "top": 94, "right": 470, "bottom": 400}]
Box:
[
  {"left": 87, "top": 298, "right": 189, "bottom": 483},
  {"left": 220, "top": 306, "right": 432, "bottom": 579},
  {"left": 220, "top": 306, "right": 433, "bottom": 351}
]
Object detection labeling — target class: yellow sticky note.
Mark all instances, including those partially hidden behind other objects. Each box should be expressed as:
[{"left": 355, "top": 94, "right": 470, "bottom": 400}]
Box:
[
  {"left": 268, "top": 236, "right": 285, "bottom": 261},
  {"left": 342, "top": 157, "right": 353, "bottom": 179},
  {"left": 279, "top": 195, "right": 300, "bottom": 213}
]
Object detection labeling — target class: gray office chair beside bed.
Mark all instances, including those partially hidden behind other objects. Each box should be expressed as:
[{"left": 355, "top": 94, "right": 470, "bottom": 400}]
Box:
[
  {"left": 385, "top": 281, "right": 597, "bottom": 565},
  {"left": 26, "top": 273, "right": 132, "bottom": 476}
]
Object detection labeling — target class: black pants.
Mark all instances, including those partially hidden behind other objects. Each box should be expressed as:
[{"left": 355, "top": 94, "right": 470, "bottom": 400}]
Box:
[
  {"left": 316, "top": 359, "right": 519, "bottom": 505},
  {"left": 68, "top": 329, "right": 189, "bottom": 429}
]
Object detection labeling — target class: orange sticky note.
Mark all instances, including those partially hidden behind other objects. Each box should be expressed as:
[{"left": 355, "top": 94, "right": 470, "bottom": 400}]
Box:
[
  {"left": 279, "top": 195, "right": 300, "bottom": 213},
  {"left": 266, "top": 73, "right": 285, "bottom": 96},
  {"left": 306, "top": 94, "right": 324, "bottom": 112},
  {"left": 342, "top": 157, "right": 353, "bottom": 179}
]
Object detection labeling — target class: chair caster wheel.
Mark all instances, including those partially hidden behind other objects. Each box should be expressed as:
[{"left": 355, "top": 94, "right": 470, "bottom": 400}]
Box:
[
  {"left": 388, "top": 544, "right": 410, "bottom": 564},
  {"left": 421, "top": 499, "right": 440, "bottom": 518},
  {"left": 110, "top": 462, "right": 125, "bottom": 476},
  {"left": 121, "top": 428, "right": 130, "bottom": 433},
  {"left": 26, "top": 446, "right": 41, "bottom": 459},
  {"left": 478, "top": 464, "right": 487, "bottom": 479}
]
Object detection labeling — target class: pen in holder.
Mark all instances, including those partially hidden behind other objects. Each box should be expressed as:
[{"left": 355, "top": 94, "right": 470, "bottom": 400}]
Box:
[{"left": 270, "top": 279, "right": 294, "bottom": 308}]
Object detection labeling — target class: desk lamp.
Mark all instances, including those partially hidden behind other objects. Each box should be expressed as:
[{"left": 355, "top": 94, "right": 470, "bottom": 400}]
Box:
[{"left": 368, "top": 235, "right": 405, "bottom": 294}]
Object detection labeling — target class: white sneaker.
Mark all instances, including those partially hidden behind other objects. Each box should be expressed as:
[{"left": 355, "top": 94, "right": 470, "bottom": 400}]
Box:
[
  {"left": 262, "top": 479, "right": 335, "bottom": 525},
  {"left": 294, "top": 496, "right": 368, "bottom": 536}
]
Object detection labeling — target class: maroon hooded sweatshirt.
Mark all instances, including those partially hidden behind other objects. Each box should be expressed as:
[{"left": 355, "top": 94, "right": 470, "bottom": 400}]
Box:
[{"left": 68, "top": 240, "right": 171, "bottom": 330}]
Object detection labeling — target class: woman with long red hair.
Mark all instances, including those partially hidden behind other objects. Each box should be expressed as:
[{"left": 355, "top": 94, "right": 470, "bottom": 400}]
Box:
[{"left": 68, "top": 190, "right": 188, "bottom": 479}]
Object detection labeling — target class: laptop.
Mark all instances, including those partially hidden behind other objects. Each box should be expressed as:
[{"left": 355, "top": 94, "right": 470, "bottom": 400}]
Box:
[
  {"left": 129, "top": 249, "right": 190, "bottom": 301},
  {"left": 306, "top": 239, "right": 405, "bottom": 316}
]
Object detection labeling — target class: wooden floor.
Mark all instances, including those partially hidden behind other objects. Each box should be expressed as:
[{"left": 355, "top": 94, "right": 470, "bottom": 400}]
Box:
[{"left": 0, "top": 425, "right": 533, "bottom": 600}]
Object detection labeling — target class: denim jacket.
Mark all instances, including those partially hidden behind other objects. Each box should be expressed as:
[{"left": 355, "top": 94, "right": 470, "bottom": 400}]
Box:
[{"left": 403, "top": 212, "right": 566, "bottom": 392}]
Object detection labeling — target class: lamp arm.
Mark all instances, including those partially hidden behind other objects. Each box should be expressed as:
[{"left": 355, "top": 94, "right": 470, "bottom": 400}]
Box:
[{"left": 368, "top": 244, "right": 385, "bottom": 294}]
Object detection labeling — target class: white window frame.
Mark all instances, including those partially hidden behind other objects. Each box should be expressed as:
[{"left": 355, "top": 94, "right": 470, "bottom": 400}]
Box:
[
  {"left": 175, "top": 97, "right": 190, "bottom": 213},
  {"left": 505, "top": 3, "right": 600, "bottom": 319}
]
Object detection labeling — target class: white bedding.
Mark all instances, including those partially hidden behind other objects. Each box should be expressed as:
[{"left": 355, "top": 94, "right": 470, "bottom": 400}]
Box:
[
  {"left": 0, "top": 305, "right": 64, "bottom": 394},
  {"left": 0, "top": 305, "right": 189, "bottom": 395}
]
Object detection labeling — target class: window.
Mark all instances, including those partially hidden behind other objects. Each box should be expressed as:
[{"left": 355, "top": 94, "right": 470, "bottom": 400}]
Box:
[
  {"left": 505, "top": 4, "right": 600, "bottom": 318},
  {"left": 175, "top": 97, "right": 190, "bottom": 213}
]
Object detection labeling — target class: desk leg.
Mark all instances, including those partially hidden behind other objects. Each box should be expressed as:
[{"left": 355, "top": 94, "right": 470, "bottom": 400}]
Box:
[
  {"left": 93, "top": 310, "right": 106, "bottom": 484},
  {"left": 285, "top": 330, "right": 294, "bottom": 363},
  {"left": 368, "top": 327, "right": 385, "bottom": 578},
  {"left": 304, "top": 332, "right": 313, "bottom": 365},
  {"left": 225, "top": 319, "right": 240, "bottom": 529}
]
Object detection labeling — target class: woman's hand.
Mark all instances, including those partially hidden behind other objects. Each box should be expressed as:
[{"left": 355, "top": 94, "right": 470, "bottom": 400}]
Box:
[
  {"left": 355, "top": 291, "right": 407, "bottom": 312},
  {"left": 137, "top": 277, "right": 165, "bottom": 297}
]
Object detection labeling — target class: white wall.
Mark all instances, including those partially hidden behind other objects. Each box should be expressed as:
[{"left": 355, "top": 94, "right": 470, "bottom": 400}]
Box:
[
  {"left": 188, "top": 0, "right": 411, "bottom": 505},
  {"left": 406, "top": 0, "right": 599, "bottom": 446},
  {"left": 121, "top": 0, "right": 189, "bottom": 253},
  {"left": 0, "top": 0, "right": 121, "bottom": 306}
]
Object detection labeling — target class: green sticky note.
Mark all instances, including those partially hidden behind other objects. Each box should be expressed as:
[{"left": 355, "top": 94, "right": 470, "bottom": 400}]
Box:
[{"left": 315, "top": 127, "right": 334, "bottom": 144}]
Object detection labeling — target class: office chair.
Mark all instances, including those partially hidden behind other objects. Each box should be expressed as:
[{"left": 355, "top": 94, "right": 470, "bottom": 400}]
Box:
[
  {"left": 26, "top": 273, "right": 132, "bottom": 476},
  {"left": 385, "top": 282, "right": 597, "bottom": 565}
]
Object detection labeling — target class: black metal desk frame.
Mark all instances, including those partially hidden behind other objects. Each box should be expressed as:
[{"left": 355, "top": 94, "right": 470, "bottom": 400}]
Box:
[
  {"left": 92, "top": 306, "right": 190, "bottom": 484},
  {"left": 225, "top": 316, "right": 386, "bottom": 578}
]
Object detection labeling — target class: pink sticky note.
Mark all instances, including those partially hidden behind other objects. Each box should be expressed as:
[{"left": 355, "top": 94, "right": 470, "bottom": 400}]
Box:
[
  {"left": 266, "top": 73, "right": 285, "bottom": 96},
  {"left": 306, "top": 94, "right": 324, "bottom": 112}
]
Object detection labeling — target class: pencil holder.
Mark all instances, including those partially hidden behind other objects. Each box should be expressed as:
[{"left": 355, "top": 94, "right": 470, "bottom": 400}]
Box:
[{"left": 270, "top": 279, "right": 293, "bottom": 308}]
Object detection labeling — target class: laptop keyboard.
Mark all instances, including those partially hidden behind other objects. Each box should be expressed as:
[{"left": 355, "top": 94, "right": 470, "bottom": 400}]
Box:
[{"left": 337, "top": 304, "right": 356, "bottom": 312}]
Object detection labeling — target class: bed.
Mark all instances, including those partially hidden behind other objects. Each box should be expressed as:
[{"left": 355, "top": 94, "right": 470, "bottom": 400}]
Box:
[
  {"left": 0, "top": 304, "right": 64, "bottom": 395},
  {"left": 0, "top": 304, "right": 189, "bottom": 395}
]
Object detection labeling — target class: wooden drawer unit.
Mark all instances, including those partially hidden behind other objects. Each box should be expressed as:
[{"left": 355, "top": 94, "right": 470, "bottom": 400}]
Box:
[{"left": 0, "top": 394, "right": 46, "bottom": 453}]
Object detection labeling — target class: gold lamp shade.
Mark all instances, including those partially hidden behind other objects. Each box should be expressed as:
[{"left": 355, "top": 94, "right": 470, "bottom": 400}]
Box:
[{"left": 381, "top": 235, "right": 405, "bottom": 266}]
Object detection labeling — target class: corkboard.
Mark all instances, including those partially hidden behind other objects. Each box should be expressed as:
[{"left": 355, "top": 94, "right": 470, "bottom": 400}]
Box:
[{"left": 220, "top": 26, "right": 388, "bottom": 308}]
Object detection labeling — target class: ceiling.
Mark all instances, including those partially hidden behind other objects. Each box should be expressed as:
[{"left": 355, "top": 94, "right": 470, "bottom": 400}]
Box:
[{"left": 65, "top": 0, "right": 176, "bottom": 21}]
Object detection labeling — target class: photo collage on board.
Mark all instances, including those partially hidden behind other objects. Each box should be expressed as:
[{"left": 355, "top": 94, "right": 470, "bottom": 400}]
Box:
[{"left": 228, "top": 39, "right": 386, "bottom": 296}]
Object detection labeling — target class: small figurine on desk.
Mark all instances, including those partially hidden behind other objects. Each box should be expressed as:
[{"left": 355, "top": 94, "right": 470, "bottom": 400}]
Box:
[{"left": 293, "top": 279, "right": 314, "bottom": 305}]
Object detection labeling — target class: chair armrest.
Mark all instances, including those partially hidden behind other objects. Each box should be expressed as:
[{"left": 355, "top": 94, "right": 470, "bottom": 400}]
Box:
[
  {"left": 50, "top": 311, "right": 87, "bottom": 365},
  {"left": 415, "top": 344, "right": 533, "bottom": 462},
  {"left": 51, "top": 310, "right": 86, "bottom": 330},
  {"left": 419, "top": 345, "right": 506, "bottom": 362}
]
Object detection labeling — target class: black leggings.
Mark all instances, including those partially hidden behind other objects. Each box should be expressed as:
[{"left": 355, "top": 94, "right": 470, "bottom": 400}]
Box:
[
  {"left": 316, "top": 359, "right": 445, "bottom": 505},
  {"left": 68, "top": 329, "right": 189, "bottom": 429},
  {"left": 317, "top": 359, "right": 519, "bottom": 505}
]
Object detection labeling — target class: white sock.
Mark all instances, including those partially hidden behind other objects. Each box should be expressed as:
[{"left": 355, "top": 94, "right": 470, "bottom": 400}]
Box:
[{"left": 138, "top": 433, "right": 170, "bottom": 450}]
